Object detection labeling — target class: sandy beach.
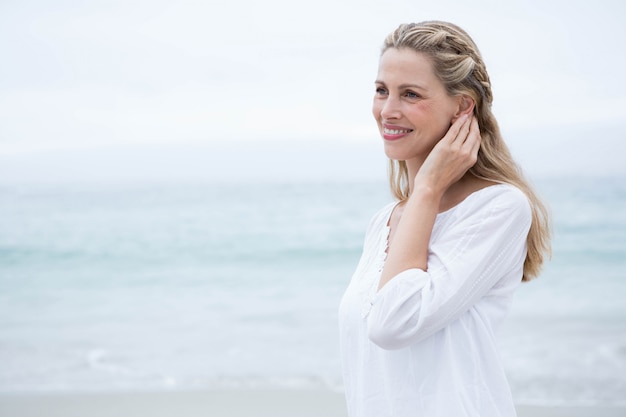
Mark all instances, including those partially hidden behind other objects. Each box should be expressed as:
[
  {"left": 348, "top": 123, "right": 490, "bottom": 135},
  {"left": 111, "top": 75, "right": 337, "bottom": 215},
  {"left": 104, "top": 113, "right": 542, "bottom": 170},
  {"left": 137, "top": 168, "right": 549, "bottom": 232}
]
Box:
[{"left": 0, "top": 389, "right": 624, "bottom": 417}]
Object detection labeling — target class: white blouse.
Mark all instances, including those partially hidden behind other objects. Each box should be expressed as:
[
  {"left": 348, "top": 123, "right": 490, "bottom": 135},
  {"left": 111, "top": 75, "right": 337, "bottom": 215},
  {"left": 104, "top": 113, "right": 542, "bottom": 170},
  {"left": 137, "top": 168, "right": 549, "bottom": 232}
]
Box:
[{"left": 339, "top": 184, "right": 531, "bottom": 417}]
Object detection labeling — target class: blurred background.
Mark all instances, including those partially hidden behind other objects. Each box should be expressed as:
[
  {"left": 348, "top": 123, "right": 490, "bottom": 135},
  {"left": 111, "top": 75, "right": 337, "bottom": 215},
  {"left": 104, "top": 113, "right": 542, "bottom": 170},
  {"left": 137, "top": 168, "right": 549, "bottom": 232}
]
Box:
[
  {"left": 1, "top": 0, "right": 625, "bottom": 182},
  {"left": 1, "top": 0, "right": 625, "bottom": 406}
]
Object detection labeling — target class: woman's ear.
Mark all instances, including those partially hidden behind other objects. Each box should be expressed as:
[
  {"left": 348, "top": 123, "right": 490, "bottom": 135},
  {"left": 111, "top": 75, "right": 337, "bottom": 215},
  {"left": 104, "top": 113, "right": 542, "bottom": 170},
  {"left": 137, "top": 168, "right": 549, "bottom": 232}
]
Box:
[{"left": 451, "top": 95, "right": 475, "bottom": 122}]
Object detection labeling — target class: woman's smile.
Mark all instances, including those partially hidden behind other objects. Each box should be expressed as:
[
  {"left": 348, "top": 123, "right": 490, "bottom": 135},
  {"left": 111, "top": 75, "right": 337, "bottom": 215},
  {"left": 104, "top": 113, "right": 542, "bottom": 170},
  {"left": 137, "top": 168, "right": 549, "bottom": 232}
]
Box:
[{"left": 382, "top": 124, "right": 414, "bottom": 141}]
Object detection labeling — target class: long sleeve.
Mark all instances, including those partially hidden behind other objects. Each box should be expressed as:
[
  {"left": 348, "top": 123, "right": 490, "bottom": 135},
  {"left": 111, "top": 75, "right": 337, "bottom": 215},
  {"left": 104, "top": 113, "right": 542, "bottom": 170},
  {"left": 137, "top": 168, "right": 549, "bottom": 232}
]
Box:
[{"left": 367, "top": 185, "right": 531, "bottom": 350}]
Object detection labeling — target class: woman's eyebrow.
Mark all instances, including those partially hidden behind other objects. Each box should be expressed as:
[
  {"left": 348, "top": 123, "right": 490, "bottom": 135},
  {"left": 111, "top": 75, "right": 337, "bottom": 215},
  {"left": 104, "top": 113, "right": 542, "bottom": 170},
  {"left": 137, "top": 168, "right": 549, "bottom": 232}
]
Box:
[
  {"left": 398, "top": 83, "right": 426, "bottom": 91},
  {"left": 374, "top": 80, "right": 427, "bottom": 91}
]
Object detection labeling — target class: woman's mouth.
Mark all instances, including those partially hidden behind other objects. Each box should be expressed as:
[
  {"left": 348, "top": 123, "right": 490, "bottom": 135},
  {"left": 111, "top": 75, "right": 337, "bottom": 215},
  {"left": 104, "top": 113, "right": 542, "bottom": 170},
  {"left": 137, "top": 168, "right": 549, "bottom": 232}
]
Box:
[{"left": 382, "top": 126, "right": 413, "bottom": 140}]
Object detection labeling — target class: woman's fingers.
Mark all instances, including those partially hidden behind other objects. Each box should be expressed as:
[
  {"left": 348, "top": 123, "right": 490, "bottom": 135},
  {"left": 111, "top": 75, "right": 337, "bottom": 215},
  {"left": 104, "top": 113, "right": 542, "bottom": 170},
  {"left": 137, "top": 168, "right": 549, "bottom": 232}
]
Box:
[
  {"left": 416, "top": 116, "right": 480, "bottom": 192},
  {"left": 463, "top": 116, "right": 481, "bottom": 157},
  {"left": 442, "top": 114, "right": 470, "bottom": 144},
  {"left": 445, "top": 116, "right": 481, "bottom": 171},
  {"left": 418, "top": 115, "right": 480, "bottom": 171},
  {"left": 455, "top": 114, "right": 474, "bottom": 144}
]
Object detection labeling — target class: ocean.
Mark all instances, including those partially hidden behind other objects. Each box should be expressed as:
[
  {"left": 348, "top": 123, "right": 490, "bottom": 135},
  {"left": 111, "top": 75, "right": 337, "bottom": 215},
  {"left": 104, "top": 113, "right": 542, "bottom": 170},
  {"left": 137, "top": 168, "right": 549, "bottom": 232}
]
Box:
[{"left": 1, "top": 177, "right": 625, "bottom": 406}]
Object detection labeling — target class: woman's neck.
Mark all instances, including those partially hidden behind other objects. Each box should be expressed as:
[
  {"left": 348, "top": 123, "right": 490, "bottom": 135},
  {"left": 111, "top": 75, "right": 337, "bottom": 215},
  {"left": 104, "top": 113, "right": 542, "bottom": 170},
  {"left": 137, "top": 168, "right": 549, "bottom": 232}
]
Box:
[{"left": 404, "top": 159, "right": 490, "bottom": 213}]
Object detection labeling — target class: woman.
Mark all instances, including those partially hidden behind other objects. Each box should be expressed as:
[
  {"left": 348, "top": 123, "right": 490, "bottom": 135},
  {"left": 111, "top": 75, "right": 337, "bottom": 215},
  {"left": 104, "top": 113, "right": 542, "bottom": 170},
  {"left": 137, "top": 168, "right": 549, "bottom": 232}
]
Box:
[{"left": 338, "top": 21, "right": 551, "bottom": 417}]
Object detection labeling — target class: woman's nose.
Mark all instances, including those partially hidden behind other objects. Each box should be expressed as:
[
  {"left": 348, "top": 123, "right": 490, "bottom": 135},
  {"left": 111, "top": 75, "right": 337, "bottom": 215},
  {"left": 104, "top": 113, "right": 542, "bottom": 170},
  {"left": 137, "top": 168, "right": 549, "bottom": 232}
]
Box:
[{"left": 380, "top": 96, "right": 401, "bottom": 119}]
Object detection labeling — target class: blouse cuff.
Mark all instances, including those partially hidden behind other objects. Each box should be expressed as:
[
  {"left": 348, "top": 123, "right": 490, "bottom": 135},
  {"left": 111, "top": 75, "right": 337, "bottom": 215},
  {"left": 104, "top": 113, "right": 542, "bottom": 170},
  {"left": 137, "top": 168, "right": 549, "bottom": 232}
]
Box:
[
  {"left": 360, "top": 268, "right": 429, "bottom": 318},
  {"left": 374, "top": 268, "right": 429, "bottom": 300}
]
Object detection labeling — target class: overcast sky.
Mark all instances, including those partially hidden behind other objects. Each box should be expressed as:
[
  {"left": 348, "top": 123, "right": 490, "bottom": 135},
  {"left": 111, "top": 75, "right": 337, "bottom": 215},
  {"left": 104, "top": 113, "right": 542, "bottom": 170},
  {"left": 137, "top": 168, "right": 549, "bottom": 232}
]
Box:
[{"left": 1, "top": 0, "right": 625, "bottom": 183}]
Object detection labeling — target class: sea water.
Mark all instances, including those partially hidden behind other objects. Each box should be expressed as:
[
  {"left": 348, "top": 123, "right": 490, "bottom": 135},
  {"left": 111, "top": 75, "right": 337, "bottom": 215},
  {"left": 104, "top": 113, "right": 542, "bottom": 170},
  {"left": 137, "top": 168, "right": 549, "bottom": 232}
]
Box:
[{"left": 0, "top": 177, "right": 625, "bottom": 405}]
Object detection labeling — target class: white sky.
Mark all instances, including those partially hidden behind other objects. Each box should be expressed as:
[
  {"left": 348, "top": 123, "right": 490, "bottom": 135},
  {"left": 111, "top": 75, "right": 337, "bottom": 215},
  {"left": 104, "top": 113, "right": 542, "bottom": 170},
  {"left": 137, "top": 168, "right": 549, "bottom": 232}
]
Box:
[{"left": 1, "top": 0, "right": 625, "bottom": 182}]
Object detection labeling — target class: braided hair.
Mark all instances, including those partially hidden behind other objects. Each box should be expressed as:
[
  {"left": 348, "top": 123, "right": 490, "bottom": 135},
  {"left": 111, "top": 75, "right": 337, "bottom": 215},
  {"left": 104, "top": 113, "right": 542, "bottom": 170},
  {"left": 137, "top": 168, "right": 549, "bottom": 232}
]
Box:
[{"left": 381, "top": 21, "right": 551, "bottom": 281}]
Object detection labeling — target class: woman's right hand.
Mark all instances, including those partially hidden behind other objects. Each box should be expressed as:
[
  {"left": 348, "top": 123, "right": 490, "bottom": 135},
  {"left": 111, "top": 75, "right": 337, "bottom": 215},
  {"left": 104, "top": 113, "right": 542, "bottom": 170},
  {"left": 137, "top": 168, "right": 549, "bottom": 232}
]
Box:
[{"left": 379, "top": 115, "right": 481, "bottom": 290}]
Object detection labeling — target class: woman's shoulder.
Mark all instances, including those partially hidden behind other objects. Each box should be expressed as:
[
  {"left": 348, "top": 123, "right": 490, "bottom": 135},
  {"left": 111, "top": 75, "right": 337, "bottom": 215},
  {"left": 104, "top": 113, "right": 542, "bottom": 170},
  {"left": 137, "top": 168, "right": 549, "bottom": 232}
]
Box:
[
  {"left": 444, "top": 183, "right": 531, "bottom": 219},
  {"left": 481, "top": 183, "right": 529, "bottom": 209},
  {"left": 473, "top": 182, "right": 528, "bottom": 203},
  {"left": 432, "top": 183, "right": 532, "bottom": 244}
]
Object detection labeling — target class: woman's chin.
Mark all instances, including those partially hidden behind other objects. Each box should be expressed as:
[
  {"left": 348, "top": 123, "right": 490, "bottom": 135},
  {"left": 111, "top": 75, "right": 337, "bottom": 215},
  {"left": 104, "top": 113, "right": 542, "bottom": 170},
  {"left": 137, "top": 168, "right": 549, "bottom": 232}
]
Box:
[{"left": 383, "top": 144, "right": 408, "bottom": 162}]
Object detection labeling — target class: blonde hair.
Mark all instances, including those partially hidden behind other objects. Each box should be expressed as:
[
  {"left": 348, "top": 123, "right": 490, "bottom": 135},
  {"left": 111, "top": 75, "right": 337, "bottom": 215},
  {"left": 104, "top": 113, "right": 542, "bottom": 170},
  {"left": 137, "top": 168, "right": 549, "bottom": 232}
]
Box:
[{"left": 382, "top": 21, "right": 551, "bottom": 281}]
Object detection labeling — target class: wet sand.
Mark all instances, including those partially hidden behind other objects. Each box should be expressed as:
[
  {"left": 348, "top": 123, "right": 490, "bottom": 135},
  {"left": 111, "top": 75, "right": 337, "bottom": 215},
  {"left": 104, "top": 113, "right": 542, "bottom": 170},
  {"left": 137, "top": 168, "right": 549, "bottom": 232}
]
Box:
[{"left": 0, "top": 389, "right": 624, "bottom": 417}]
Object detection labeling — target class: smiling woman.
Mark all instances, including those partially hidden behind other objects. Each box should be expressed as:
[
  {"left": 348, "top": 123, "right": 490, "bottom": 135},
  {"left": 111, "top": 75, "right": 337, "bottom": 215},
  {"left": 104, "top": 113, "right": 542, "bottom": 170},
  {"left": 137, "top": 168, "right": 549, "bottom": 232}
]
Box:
[
  {"left": 338, "top": 21, "right": 552, "bottom": 417},
  {"left": 372, "top": 47, "right": 471, "bottom": 164}
]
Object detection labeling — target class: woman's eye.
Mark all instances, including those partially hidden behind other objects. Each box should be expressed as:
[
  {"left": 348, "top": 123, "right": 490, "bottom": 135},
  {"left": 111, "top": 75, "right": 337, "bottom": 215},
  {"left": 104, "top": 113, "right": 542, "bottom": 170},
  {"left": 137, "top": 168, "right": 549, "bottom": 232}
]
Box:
[
  {"left": 375, "top": 87, "right": 387, "bottom": 95},
  {"left": 404, "top": 91, "right": 420, "bottom": 99}
]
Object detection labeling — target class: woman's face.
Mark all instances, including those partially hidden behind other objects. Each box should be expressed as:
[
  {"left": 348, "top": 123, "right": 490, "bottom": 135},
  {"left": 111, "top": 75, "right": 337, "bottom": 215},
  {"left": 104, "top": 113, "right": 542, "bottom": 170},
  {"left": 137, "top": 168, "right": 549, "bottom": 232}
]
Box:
[{"left": 372, "top": 48, "right": 462, "bottom": 164}]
